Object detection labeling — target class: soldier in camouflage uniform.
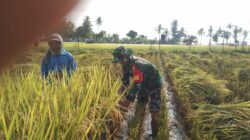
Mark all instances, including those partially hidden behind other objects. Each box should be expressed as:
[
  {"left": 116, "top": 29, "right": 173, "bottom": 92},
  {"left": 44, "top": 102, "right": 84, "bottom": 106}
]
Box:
[{"left": 112, "top": 46, "right": 162, "bottom": 138}]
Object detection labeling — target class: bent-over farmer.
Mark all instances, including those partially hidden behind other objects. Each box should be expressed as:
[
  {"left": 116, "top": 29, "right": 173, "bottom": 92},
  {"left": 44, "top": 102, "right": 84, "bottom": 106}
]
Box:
[{"left": 112, "top": 46, "right": 162, "bottom": 138}]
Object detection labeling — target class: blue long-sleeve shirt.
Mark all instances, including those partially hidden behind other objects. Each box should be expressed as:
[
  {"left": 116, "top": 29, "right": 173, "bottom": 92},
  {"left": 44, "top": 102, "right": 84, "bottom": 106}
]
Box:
[{"left": 41, "top": 51, "right": 76, "bottom": 78}]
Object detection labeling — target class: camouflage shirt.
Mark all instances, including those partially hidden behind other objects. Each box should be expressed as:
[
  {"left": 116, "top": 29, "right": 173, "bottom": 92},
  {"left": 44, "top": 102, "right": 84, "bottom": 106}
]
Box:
[{"left": 122, "top": 56, "right": 162, "bottom": 101}]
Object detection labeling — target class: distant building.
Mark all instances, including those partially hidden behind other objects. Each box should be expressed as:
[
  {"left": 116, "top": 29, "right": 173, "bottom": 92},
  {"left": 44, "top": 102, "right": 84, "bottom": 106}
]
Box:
[
  {"left": 85, "top": 38, "right": 95, "bottom": 43},
  {"left": 241, "top": 41, "right": 248, "bottom": 46}
]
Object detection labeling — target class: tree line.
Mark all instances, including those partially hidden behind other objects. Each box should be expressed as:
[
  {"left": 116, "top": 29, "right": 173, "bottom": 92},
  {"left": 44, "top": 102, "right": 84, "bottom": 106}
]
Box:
[{"left": 52, "top": 16, "right": 248, "bottom": 47}]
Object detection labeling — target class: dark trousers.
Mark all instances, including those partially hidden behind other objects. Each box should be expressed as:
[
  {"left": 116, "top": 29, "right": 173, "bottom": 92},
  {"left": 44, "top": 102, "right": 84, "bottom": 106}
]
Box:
[{"left": 137, "top": 86, "right": 161, "bottom": 113}]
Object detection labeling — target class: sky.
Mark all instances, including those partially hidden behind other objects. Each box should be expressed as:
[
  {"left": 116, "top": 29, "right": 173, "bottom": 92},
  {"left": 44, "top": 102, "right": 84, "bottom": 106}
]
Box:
[{"left": 67, "top": 0, "right": 250, "bottom": 43}]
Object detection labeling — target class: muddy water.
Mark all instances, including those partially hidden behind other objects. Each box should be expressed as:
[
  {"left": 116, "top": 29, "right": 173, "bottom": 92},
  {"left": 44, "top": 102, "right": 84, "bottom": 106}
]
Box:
[
  {"left": 139, "top": 109, "right": 152, "bottom": 140},
  {"left": 160, "top": 58, "right": 188, "bottom": 140},
  {"left": 114, "top": 101, "right": 137, "bottom": 140},
  {"left": 114, "top": 100, "right": 153, "bottom": 140},
  {"left": 163, "top": 78, "right": 188, "bottom": 140}
]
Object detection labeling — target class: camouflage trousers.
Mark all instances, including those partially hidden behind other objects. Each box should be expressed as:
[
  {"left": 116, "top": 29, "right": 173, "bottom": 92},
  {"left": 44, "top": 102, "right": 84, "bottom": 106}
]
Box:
[{"left": 137, "top": 85, "right": 161, "bottom": 113}]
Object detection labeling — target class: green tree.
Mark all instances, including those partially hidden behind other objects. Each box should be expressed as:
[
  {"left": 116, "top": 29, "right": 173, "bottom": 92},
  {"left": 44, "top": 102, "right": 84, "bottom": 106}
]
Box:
[
  {"left": 126, "top": 30, "right": 138, "bottom": 43},
  {"left": 163, "top": 28, "right": 169, "bottom": 43},
  {"left": 241, "top": 30, "right": 248, "bottom": 50},
  {"left": 177, "top": 27, "right": 186, "bottom": 44},
  {"left": 227, "top": 24, "right": 233, "bottom": 30},
  {"left": 78, "top": 16, "right": 93, "bottom": 41},
  {"left": 224, "top": 31, "right": 231, "bottom": 45},
  {"left": 136, "top": 35, "right": 148, "bottom": 44},
  {"left": 111, "top": 33, "right": 120, "bottom": 43},
  {"left": 242, "top": 30, "right": 248, "bottom": 45},
  {"left": 238, "top": 27, "right": 243, "bottom": 45},
  {"left": 157, "top": 24, "right": 163, "bottom": 49},
  {"left": 120, "top": 37, "right": 130, "bottom": 44},
  {"left": 96, "top": 17, "right": 102, "bottom": 33},
  {"left": 75, "top": 26, "right": 82, "bottom": 50},
  {"left": 95, "top": 30, "right": 107, "bottom": 43},
  {"left": 208, "top": 25, "right": 213, "bottom": 50},
  {"left": 221, "top": 30, "right": 230, "bottom": 51},
  {"left": 76, "top": 26, "right": 82, "bottom": 41},
  {"left": 157, "top": 24, "right": 163, "bottom": 36},
  {"left": 212, "top": 33, "right": 219, "bottom": 45},
  {"left": 197, "top": 28, "right": 205, "bottom": 45},
  {"left": 226, "top": 23, "right": 233, "bottom": 44},
  {"left": 216, "top": 27, "right": 223, "bottom": 45},
  {"left": 171, "top": 20, "right": 179, "bottom": 44},
  {"left": 183, "top": 35, "right": 198, "bottom": 51},
  {"left": 233, "top": 26, "right": 240, "bottom": 50}
]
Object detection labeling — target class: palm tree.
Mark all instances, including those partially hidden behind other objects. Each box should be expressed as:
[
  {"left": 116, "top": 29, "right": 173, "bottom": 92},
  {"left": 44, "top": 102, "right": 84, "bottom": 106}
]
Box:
[
  {"left": 212, "top": 34, "right": 219, "bottom": 45},
  {"left": 227, "top": 24, "right": 233, "bottom": 30},
  {"left": 241, "top": 30, "right": 248, "bottom": 50},
  {"left": 242, "top": 30, "right": 249, "bottom": 44},
  {"left": 197, "top": 28, "right": 205, "bottom": 45},
  {"left": 208, "top": 25, "right": 213, "bottom": 51},
  {"left": 183, "top": 35, "right": 198, "bottom": 51},
  {"left": 221, "top": 30, "right": 231, "bottom": 51},
  {"left": 224, "top": 31, "right": 231, "bottom": 45},
  {"left": 178, "top": 27, "right": 186, "bottom": 44},
  {"left": 157, "top": 24, "right": 163, "bottom": 49},
  {"left": 238, "top": 27, "right": 243, "bottom": 46},
  {"left": 171, "top": 20, "right": 178, "bottom": 44},
  {"left": 227, "top": 24, "right": 233, "bottom": 44},
  {"left": 222, "top": 30, "right": 226, "bottom": 46},
  {"left": 216, "top": 27, "right": 223, "bottom": 45},
  {"left": 96, "top": 17, "right": 102, "bottom": 33},
  {"left": 233, "top": 26, "right": 239, "bottom": 51},
  {"left": 163, "top": 28, "right": 169, "bottom": 43}
]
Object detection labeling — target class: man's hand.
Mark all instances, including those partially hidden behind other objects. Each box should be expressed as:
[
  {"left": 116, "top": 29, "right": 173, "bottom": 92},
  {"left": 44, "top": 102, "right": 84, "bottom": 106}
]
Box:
[{"left": 118, "top": 99, "right": 131, "bottom": 110}]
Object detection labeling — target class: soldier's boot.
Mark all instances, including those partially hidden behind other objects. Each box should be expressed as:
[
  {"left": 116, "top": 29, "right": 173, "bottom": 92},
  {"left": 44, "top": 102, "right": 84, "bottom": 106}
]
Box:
[{"left": 151, "top": 112, "right": 159, "bottom": 139}]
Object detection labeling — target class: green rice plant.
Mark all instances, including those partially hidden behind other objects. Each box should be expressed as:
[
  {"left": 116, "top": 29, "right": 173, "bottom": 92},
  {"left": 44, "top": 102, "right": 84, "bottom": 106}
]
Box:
[
  {"left": 8, "top": 43, "right": 250, "bottom": 139},
  {"left": 0, "top": 65, "right": 124, "bottom": 140}
]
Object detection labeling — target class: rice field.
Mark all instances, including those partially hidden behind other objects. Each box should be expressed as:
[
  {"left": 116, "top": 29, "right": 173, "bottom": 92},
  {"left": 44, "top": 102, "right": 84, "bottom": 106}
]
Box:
[{"left": 0, "top": 43, "right": 249, "bottom": 140}]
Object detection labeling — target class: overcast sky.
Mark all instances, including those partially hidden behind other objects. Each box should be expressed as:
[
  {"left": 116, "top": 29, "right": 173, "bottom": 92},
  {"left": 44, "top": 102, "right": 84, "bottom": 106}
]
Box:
[{"left": 67, "top": 0, "right": 250, "bottom": 43}]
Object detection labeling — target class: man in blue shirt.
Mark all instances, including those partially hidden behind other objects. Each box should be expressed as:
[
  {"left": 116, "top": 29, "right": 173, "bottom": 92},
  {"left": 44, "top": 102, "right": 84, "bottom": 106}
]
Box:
[{"left": 41, "top": 34, "right": 76, "bottom": 79}]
